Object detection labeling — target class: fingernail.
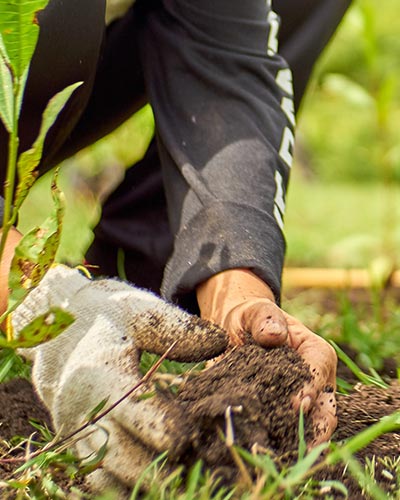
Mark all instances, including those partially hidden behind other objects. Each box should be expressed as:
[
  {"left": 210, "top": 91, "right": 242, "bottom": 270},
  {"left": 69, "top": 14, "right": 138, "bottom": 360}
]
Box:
[{"left": 300, "top": 396, "right": 312, "bottom": 413}]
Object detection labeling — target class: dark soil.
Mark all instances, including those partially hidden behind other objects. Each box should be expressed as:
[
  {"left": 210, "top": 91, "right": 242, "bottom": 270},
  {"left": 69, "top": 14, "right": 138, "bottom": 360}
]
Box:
[
  {"left": 0, "top": 378, "right": 51, "bottom": 440},
  {"left": 0, "top": 344, "right": 399, "bottom": 498},
  {"left": 177, "top": 343, "right": 400, "bottom": 497},
  {"left": 178, "top": 343, "right": 314, "bottom": 472}
]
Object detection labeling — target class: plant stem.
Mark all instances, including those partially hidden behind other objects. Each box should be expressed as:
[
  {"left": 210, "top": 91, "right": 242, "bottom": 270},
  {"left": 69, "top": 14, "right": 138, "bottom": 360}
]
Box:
[{"left": 0, "top": 81, "right": 20, "bottom": 264}]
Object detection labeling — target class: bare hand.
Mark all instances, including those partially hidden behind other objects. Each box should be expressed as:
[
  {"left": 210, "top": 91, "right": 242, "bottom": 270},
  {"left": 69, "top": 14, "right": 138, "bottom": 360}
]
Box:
[{"left": 197, "top": 269, "right": 338, "bottom": 446}]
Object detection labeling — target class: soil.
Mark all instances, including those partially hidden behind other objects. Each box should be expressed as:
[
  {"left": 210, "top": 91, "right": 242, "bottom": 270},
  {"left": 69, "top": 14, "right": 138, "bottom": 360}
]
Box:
[
  {"left": 178, "top": 343, "right": 314, "bottom": 471},
  {"left": 0, "top": 344, "right": 399, "bottom": 498}
]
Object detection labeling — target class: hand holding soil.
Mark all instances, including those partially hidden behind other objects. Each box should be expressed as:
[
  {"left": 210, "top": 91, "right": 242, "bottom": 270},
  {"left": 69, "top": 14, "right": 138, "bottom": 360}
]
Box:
[{"left": 197, "top": 268, "right": 338, "bottom": 448}]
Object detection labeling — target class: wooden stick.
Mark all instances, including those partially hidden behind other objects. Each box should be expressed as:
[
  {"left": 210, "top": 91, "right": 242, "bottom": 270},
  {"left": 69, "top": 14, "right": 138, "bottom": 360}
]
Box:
[{"left": 282, "top": 268, "right": 400, "bottom": 289}]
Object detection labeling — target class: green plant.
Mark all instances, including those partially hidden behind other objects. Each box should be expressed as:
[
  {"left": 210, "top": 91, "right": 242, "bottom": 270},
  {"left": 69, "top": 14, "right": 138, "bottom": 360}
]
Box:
[
  {"left": 0, "top": 0, "right": 82, "bottom": 346},
  {"left": 334, "top": 291, "right": 400, "bottom": 374},
  {"left": 0, "top": 420, "right": 100, "bottom": 498}
]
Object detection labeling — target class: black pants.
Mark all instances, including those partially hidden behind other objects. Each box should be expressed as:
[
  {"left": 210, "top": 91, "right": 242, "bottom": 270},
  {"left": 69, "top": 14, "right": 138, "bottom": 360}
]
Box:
[{"left": 0, "top": 0, "right": 352, "bottom": 295}]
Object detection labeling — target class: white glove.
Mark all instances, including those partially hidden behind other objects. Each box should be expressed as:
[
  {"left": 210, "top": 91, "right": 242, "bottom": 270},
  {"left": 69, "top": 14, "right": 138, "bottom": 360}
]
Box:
[{"left": 12, "top": 266, "right": 228, "bottom": 494}]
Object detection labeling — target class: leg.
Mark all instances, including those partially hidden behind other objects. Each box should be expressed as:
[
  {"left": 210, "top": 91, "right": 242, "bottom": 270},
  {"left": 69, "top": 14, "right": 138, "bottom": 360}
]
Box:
[
  {"left": 85, "top": 140, "right": 173, "bottom": 293},
  {"left": 0, "top": 0, "right": 170, "bottom": 291}
]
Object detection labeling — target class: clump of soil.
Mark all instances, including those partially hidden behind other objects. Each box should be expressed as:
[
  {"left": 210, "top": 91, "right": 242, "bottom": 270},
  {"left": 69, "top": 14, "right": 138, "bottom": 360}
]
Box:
[
  {"left": 178, "top": 343, "right": 313, "bottom": 474},
  {"left": 177, "top": 343, "right": 400, "bottom": 495},
  {"left": 318, "top": 382, "right": 400, "bottom": 497}
]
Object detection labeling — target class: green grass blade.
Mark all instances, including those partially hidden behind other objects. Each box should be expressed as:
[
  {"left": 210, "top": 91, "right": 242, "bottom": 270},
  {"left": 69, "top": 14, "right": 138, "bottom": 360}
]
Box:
[
  {"left": 327, "top": 411, "right": 400, "bottom": 465},
  {"left": 330, "top": 341, "right": 389, "bottom": 389},
  {"left": 297, "top": 406, "right": 307, "bottom": 460},
  {"left": 283, "top": 443, "right": 329, "bottom": 488},
  {"left": 343, "top": 454, "right": 388, "bottom": 500},
  {"left": 185, "top": 460, "right": 203, "bottom": 498}
]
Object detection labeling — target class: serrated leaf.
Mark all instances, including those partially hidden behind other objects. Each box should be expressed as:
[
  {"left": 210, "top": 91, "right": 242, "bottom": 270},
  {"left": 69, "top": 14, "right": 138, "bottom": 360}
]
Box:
[
  {"left": 14, "top": 81, "right": 82, "bottom": 210},
  {"left": 7, "top": 306, "right": 74, "bottom": 348},
  {"left": 6, "top": 171, "right": 64, "bottom": 314},
  {"left": 0, "top": 0, "right": 50, "bottom": 80}
]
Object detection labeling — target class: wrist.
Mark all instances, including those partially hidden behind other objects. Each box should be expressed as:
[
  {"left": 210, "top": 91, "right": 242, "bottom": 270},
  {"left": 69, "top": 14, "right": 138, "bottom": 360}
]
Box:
[
  {"left": 0, "top": 227, "right": 23, "bottom": 317},
  {"left": 196, "top": 268, "right": 275, "bottom": 327}
]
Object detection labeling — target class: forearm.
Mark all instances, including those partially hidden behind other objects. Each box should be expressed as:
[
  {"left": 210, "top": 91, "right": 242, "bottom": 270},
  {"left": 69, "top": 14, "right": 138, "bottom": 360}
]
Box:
[
  {"left": 197, "top": 269, "right": 275, "bottom": 326},
  {"left": 140, "top": 1, "right": 295, "bottom": 308}
]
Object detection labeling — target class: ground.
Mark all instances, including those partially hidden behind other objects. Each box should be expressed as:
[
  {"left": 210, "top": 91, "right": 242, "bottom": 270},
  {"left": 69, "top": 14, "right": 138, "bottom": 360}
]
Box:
[{"left": 0, "top": 339, "right": 399, "bottom": 498}]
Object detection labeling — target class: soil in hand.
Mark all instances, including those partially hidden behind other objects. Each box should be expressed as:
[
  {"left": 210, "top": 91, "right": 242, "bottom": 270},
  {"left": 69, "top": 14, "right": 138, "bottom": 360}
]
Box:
[{"left": 178, "top": 343, "right": 314, "bottom": 476}]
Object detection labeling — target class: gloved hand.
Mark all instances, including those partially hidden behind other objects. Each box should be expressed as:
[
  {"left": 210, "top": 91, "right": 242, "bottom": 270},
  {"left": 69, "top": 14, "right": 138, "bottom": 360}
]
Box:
[
  {"left": 197, "top": 268, "right": 338, "bottom": 447},
  {"left": 11, "top": 266, "right": 228, "bottom": 494}
]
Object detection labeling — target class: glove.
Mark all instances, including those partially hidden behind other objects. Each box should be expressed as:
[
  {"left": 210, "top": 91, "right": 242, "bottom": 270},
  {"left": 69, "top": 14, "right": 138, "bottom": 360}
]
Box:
[
  {"left": 196, "top": 268, "right": 338, "bottom": 447},
  {"left": 12, "top": 266, "right": 228, "bottom": 494}
]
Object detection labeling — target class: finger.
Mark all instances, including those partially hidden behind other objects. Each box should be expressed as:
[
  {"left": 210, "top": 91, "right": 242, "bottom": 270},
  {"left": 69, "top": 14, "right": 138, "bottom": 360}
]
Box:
[
  {"left": 308, "top": 389, "right": 338, "bottom": 448},
  {"left": 114, "top": 392, "right": 192, "bottom": 457},
  {"left": 283, "top": 312, "right": 337, "bottom": 409},
  {"left": 131, "top": 298, "right": 229, "bottom": 362},
  {"left": 248, "top": 301, "right": 288, "bottom": 347},
  {"left": 227, "top": 300, "right": 288, "bottom": 347}
]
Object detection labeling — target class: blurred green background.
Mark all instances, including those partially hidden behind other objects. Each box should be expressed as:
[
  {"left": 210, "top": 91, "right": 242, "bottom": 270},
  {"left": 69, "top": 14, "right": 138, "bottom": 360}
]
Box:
[{"left": 19, "top": 0, "right": 400, "bottom": 272}]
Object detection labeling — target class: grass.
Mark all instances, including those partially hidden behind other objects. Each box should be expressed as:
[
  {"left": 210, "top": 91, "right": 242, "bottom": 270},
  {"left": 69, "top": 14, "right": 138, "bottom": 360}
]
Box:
[
  {"left": 1, "top": 288, "right": 399, "bottom": 499},
  {"left": 284, "top": 173, "right": 400, "bottom": 269}
]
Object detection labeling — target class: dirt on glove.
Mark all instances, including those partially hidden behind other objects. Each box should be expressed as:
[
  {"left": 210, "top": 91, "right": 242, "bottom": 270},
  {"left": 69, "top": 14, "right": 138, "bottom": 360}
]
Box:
[{"left": 0, "top": 345, "right": 399, "bottom": 498}]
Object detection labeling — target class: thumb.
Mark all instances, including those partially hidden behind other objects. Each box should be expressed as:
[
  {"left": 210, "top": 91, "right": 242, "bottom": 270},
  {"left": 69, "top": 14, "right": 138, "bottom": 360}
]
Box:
[{"left": 226, "top": 299, "right": 288, "bottom": 347}]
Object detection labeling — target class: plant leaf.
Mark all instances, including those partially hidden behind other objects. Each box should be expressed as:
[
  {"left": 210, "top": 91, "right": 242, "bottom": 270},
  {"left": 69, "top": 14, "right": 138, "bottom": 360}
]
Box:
[
  {"left": 0, "top": 0, "right": 50, "bottom": 80},
  {"left": 78, "top": 438, "right": 109, "bottom": 475},
  {"left": 327, "top": 411, "right": 400, "bottom": 466},
  {"left": 0, "top": 45, "right": 13, "bottom": 132},
  {"left": 14, "top": 81, "right": 82, "bottom": 211},
  {"left": 6, "top": 306, "right": 74, "bottom": 348},
  {"left": 297, "top": 406, "right": 306, "bottom": 460},
  {"left": 6, "top": 171, "right": 64, "bottom": 315}
]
